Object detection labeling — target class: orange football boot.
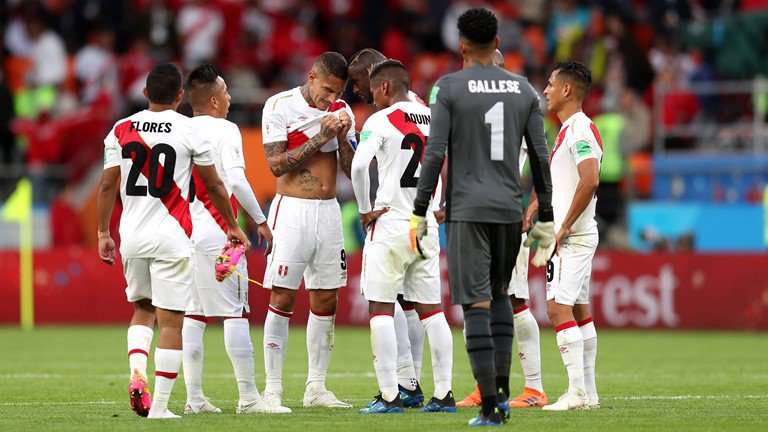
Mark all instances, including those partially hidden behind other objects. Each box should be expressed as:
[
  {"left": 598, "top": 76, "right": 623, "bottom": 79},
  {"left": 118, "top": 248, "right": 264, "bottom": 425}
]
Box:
[
  {"left": 456, "top": 385, "right": 481, "bottom": 408},
  {"left": 509, "top": 387, "right": 548, "bottom": 408}
]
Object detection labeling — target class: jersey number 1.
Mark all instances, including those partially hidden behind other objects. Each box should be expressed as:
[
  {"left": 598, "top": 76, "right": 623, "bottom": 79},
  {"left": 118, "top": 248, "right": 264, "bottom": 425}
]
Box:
[
  {"left": 400, "top": 133, "right": 425, "bottom": 188},
  {"left": 122, "top": 142, "right": 177, "bottom": 198},
  {"left": 485, "top": 102, "right": 504, "bottom": 161}
]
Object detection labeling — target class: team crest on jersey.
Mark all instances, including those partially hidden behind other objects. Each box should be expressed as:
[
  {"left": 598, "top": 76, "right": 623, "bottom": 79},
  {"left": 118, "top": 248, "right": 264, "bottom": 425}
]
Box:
[{"left": 277, "top": 265, "right": 289, "bottom": 277}]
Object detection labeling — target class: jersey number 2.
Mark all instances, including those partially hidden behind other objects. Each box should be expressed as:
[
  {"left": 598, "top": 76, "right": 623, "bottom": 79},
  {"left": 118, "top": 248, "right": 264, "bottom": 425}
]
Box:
[
  {"left": 122, "top": 142, "right": 177, "bottom": 198},
  {"left": 400, "top": 133, "right": 425, "bottom": 188},
  {"left": 485, "top": 102, "right": 504, "bottom": 161}
]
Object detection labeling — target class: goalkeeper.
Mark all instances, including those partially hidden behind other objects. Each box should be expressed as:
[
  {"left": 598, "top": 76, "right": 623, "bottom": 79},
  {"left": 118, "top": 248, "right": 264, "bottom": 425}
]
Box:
[{"left": 410, "top": 7, "right": 554, "bottom": 427}]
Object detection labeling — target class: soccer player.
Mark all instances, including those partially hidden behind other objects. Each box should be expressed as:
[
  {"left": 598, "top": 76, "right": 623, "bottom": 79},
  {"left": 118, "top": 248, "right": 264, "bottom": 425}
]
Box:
[
  {"left": 458, "top": 49, "right": 548, "bottom": 410},
  {"left": 411, "top": 8, "right": 555, "bottom": 426},
  {"left": 539, "top": 61, "right": 601, "bottom": 411},
  {"left": 348, "top": 47, "right": 427, "bottom": 407},
  {"left": 260, "top": 52, "right": 356, "bottom": 409},
  {"left": 96, "top": 63, "right": 249, "bottom": 419},
  {"left": 351, "top": 60, "right": 455, "bottom": 414},
  {"left": 181, "top": 64, "right": 286, "bottom": 415}
]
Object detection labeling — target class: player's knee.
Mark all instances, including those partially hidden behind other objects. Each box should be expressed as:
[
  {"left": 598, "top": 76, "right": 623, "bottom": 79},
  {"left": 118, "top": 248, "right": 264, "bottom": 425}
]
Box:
[
  {"left": 270, "top": 287, "right": 297, "bottom": 312},
  {"left": 510, "top": 296, "right": 527, "bottom": 309},
  {"left": 462, "top": 300, "right": 491, "bottom": 311},
  {"left": 309, "top": 289, "right": 338, "bottom": 315},
  {"left": 414, "top": 302, "right": 440, "bottom": 316}
]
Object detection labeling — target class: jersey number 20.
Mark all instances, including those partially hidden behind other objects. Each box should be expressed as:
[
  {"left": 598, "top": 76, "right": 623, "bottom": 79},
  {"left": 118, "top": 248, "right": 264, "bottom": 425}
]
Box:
[
  {"left": 122, "top": 142, "right": 177, "bottom": 198},
  {"left": 400, "top": 133, "right": 425, "bottom": 188}
]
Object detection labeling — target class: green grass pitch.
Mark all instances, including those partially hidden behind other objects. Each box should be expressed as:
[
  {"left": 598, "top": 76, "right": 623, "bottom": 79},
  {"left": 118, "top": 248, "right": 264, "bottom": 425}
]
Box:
[{"left": 1, "top": 326, "right": 766, "bottom": 431}]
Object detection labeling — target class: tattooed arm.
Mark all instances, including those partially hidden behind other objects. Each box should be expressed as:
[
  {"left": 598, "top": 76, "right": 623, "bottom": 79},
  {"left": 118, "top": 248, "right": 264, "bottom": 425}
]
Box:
[
  {"left": 264, "top": 115, "right": 341, "bottom": 177},
  {"left": 337, "top": 111, "right": 355, "bottom": 179}
]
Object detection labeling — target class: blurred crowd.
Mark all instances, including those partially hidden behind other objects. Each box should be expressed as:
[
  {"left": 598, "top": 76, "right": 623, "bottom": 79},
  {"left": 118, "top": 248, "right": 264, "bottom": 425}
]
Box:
[{"left": 2, "top": 0, "right": 767, "bottom": 248}]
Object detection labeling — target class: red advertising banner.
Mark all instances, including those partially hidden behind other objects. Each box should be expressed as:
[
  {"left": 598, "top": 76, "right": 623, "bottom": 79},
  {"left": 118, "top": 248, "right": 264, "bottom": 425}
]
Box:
[{"left": 0, "top": 248, "right": 766, "bottom": 329}]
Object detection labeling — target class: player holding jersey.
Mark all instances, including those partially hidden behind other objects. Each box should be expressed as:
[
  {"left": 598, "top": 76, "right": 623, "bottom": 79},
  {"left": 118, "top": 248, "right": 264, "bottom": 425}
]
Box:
[
  {"left": 539, "top": 61, "right": 601, "bottom": 411},
  {"left": 260, "top": 52, "right": 357, "bottom": 409},
  {"left": 179, "top": 64, "right": 283, "bottom": 415},
  {"left": 96, "top": 63, "right": 249, "bottom": 419},
  {"left": 351, "top": 60, "right": 455, "bottom": 414},
  {"left": 348, "top": 48, "right": 428, "bottom": 407}
]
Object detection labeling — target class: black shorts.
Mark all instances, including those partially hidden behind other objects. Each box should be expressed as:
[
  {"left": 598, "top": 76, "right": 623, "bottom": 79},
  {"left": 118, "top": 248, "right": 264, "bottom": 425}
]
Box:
[{"left": 446, "top": 221, "right": 522, "bottom": 305}]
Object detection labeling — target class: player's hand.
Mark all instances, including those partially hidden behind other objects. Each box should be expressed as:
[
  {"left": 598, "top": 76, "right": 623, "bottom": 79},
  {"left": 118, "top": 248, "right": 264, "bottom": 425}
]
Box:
[
  {"left": 409, "top": 212, "right": 428, "bottom": 259},
  {"left": 360, "top": 207, "right": 389, "bottom": 230},
  {"left": 434, "top": 209, "right": 446, "bottom": 225},
  {"left": 337, "top": 111, "right": 352, "bottom": 142},
  {"left": 554, "top": 226, "right": 570, "bottom": 256},
  {"left": 227, "top": 226, "right": 251, "bottom": 250},
  {"left": 524, "top": 221, "right": 555, "bottom": 267},
  {"left": 97, "top": 232, "right": 116, "bottom": 265},
  {"left": 522, "top": 200, "right": 538, "bottom": 232},
  {"left": 319, "top": 114, "right": 342, "bottom": 142},
  {"left": 256, "top": 222, "right": 273, "bottom": 256}
]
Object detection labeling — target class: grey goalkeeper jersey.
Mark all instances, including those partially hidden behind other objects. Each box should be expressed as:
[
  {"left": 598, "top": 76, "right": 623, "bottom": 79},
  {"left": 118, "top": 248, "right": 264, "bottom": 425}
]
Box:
[{"left": 414, "top": 64, "right": 553, "bottom": 224}]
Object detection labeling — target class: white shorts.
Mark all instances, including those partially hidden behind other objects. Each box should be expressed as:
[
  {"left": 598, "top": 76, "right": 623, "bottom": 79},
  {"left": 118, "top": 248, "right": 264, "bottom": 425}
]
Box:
[
  {"left": 263, "top": 194, "right": 347, "bottom": 290},
  {"left": 361, "top": 220, "right": 441, "bottom": 304},
  {"left": 187, "top": 253, "right": 249, "bottom": 317},
  {"left": 123, "top": 256, "right": 192, "bottom": 312},
  {"left": 545, "top": 233, "right": 598, "bottom": 306},
  {"left": 508, "top": 233, "right": 530, "bottom": 299}
]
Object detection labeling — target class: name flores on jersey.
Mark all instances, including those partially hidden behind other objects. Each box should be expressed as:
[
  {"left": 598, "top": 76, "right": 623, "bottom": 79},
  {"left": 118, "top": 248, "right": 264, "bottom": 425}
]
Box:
[
  {"left": 468, "top": 79, "right": 521, "bottom": 94},
  {"left": 130, "top": 121, "right": 173, "bottom": 133}
]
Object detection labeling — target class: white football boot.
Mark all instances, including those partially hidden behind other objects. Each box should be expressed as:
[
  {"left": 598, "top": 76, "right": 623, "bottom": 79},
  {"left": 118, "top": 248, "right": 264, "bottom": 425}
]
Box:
[
  {"left": 542, "top": 390, "right": 588, "bottom": 411},
  {"left": 303, "top": 383, "right": 352, "bottom": 408}
]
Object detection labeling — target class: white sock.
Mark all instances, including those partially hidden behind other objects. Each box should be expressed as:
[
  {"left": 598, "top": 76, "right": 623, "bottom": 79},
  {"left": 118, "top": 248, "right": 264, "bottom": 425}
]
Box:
[
  {"left": 306, "top": 311, "right": 335, "bottom": 389},
  {"left": 370, "top": 314, "right": 398, "bottom": 402},
  {"left": 404, "top": 308, "right": 424, "bottom": 380},
  {"left": 555, "top": 322, "right": 585, "bottom": 395},
  {"left": 264, "top": 306, "right": 291, "bottom": 394},
  {"left": 224, "top": 318, "right": 260, "bottom": 404},
  {"left": 513, "top": 306, "right": 543, "bottom": 392},
  {"left": 422, "top": 311, "right": 453, "bottom": 399},
  {"left": 182, "top": 317, "right": 206, "bottom": 405},
  {"left": 127, "top": 325, "right": 153, "bottom": 377},
  {"left": 150, "top": 348, "right": 182, "bottom": 415},
  {"left": 580, "top": 319, "right": 598, "bottom": 401},
  {"left": 394, "top": 303, "right": 417, "bottom": 390}
]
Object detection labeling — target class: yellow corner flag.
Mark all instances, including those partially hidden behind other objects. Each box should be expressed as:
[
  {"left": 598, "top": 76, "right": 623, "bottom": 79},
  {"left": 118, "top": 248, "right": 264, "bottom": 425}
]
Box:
[{"left": 2, "top": 178, "right": 34, "bottom": 330}]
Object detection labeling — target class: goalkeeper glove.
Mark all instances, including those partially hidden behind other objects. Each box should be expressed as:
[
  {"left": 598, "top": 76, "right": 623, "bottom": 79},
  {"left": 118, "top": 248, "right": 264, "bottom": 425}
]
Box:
[
  {"left": 524, "top": 221, "right": 555, "bottom": 267},
  {"left": 409, "top": 212, "right": 427, "bottom": 259}
]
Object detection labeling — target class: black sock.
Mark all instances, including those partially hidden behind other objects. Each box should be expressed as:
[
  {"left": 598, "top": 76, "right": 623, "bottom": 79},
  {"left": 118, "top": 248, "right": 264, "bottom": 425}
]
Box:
[
  {"left": 464, "top": 307, "right": 497, "bottom": 416},
  {"left": 491, "top": 296, "right": 514, "bottom": 400}
]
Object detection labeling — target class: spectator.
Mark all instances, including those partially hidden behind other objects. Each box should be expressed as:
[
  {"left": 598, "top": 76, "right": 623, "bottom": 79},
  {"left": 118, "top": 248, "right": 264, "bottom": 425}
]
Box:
[
  {"left": 177, "top": 0, "right": 224, "bottom": 69},
  {"left": 75, "top": 23, "right": 119, "bottom": 107},
  {"left": 24, "top": 12, "right": 67, "bottom": 88}
]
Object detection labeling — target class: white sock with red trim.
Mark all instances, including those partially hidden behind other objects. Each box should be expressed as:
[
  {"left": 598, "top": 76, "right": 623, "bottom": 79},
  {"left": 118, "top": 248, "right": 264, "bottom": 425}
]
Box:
[
  {"left": 555, "top": 321, "right": 585, "bottom": 395},
  {"left": 150, "top": 348, "right": 182, "bottom": 415},
  {"left": 370, "top": 314, "right": 399, "bottom": 402},
  {"left": 224, "top": 318, "right": 260, "bottom": 404},
  {"left": 264, "top": 306, "right": 291, "bottom": 395},
  {"left": 394, "top": 303, "right": 418, "bottom": 390},
  {"left": 403, "top": 307, "right": 425, "bottom": 380},
  {"left": 514, "top": 306, "right": 543, "bottom": 392},
  {"left": 306, "top": 311, "right": 335, "bottom": 389},
  {"left": 127, "top": 325, "right": 153, "bottom": 377},
  {"left": 579, "top": 318, "right": 598, "bottom": 401},
  {"left": 182, "top": 317, "right": 206, "bottom": 405},
  {"left": 422, "top": 310, "right": 453, "bottom": 399}
]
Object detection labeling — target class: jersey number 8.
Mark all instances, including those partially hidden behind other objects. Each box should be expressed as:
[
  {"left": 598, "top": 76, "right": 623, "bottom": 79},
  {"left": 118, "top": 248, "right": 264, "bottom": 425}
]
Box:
[{"left": 122, "top": 142, "right": 177, "bottom": 198}]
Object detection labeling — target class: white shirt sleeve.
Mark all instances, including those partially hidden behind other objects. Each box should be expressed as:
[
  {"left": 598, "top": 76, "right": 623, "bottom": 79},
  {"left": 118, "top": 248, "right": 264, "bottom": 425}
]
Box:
[
  {"left": 229, "top": 167, "right": 267, "bottom": 224},
  {"left": 351, "top": 119, "right": 382, "bottom": 214},
  {"left": 103, "top": 126, "right": 121, "bottom": 170},
  {"left": 190, "top": 125, "right": 214, "bottom": 166},
  {"left": 568, "top": 121, "right": 602, "bottom": 165},
  {"left": 221, "top": 122, "right": 246, "bottom": 171},
  {"left": 262, "top": 96, "right": 287, "bottom": 144}
]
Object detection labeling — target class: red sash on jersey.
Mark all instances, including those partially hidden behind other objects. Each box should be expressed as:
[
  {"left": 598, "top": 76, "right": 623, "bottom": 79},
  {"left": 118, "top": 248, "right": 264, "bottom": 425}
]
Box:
[{"left": 286, "top": 100, "right": 348, "bottom": 150}]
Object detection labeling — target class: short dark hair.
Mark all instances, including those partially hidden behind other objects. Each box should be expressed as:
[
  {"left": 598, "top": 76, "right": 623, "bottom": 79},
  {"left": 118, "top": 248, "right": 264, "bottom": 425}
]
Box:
[
  {"left": 457, "top": 8, "right": 498, "bottom": 46},
  {"left": 553, "top": 61, "right": 592, "bottom": 97},
  {"left": 349, "top": 48, "right": 386, "bottom": 71},
  {"left": 314, "top": 51, "right": 349, "bottom": 81},
  {"left": 146, "top": 63, "right": 182, "bottom": 104},
  {"left": 185, "top": 63, "right": 219, "bottom": 109},
  {"left": 369, "top": 59, "right": 410, "bottom": 93}
]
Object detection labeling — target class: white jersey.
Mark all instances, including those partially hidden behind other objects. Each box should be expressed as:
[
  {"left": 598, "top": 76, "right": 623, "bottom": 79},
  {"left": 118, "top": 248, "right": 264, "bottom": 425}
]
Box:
[
  {"left": 189, "top": 116, "right": 244, "bottom": 255},
  {"left": 262, "top": 86, "right": 356, "bottom": 151},
  {"left": 550, "top": 111, "right": 603, "bottom": 235},
  {"left": 353, "top": 100, "right": 440, "bottom": 226},
  {"left": 103, "top": 109, "right": 213, "bottom": 258}
]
